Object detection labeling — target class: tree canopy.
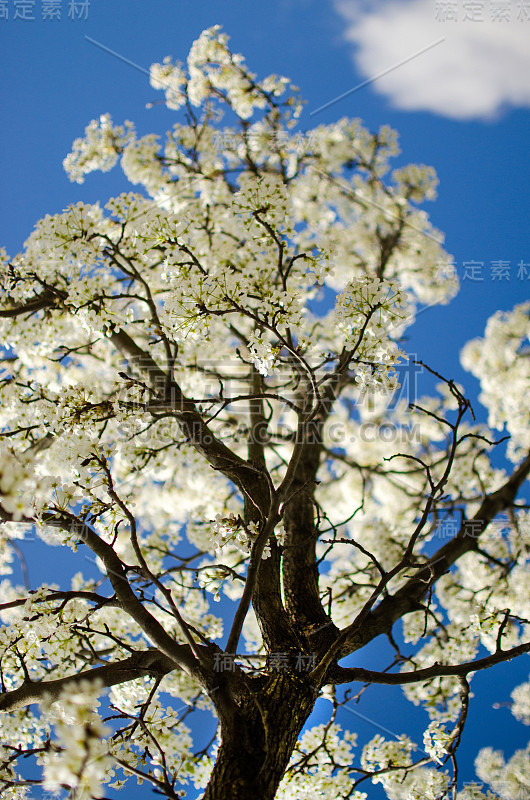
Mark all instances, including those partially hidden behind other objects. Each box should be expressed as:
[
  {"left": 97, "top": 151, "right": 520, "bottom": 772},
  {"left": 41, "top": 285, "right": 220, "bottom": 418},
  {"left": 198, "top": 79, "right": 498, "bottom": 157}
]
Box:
[{"left": 0, "top": 25, "right": 529, "bottom": 800}]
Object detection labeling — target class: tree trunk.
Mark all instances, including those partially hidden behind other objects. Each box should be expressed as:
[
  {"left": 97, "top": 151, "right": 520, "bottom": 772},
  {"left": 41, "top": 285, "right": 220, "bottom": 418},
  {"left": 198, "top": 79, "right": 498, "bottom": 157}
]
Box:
[{"left": 203, "top": 671, "right": 319, "bottom": 800}]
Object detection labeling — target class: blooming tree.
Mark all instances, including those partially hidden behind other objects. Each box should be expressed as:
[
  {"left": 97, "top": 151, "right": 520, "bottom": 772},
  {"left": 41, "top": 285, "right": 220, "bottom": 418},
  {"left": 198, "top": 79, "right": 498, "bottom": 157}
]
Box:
[{"left": 0, "top": 26, "right": 529, "bottom": 800}]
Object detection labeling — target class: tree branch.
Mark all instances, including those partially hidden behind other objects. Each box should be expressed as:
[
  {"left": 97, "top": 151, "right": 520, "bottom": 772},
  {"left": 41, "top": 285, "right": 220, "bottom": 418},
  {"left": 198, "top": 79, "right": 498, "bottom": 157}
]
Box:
[
  {"left": 1, "top": 508, "right": 208, "bottom": 681},
  {"left": 313, "top": 450, "right": 530, "bottom": 678},
  {"left": 110, "top": 328, "right": 270, "bottom": 511},
  {"left": 0, "top": 290, "right": 62, "bottom": 318},
  {"left": 325, "top": 640, "right": 530, "bottom": 686},
  {"left": 0, "top": 650, "right": 175, "bottom": 713}
]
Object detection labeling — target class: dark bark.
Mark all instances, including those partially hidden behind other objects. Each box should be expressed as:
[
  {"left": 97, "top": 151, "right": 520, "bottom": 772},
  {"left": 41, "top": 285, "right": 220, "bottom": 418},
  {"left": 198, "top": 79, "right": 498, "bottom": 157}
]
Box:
[
  {"left": 203, "top": 672, "right": 319, "bottom": 800},
  {"left": 282, "top": 442, "right": 322, "bottom": 622},
  {"left": 281, "top": 434, "right": 339, "bottom": 652}
]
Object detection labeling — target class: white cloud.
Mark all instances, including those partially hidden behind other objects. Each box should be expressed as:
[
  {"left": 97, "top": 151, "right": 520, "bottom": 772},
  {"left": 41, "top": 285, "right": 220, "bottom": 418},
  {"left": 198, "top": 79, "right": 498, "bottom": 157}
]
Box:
[{"left": 333, "top": 0, "right": 530, "bottom": 119}]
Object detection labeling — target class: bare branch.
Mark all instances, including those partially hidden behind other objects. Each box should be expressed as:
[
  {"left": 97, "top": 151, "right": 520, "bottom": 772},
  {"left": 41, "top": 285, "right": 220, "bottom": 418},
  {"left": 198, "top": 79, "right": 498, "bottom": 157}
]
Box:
[{"left": 325, "top": 640, "right": 530, "bottom": 686}]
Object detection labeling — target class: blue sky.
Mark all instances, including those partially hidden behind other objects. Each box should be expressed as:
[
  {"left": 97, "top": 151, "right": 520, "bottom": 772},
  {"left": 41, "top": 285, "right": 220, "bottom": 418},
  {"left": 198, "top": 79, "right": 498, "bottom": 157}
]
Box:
[{"left": 1, "top": 1, "right": 529, "bottom": 797}]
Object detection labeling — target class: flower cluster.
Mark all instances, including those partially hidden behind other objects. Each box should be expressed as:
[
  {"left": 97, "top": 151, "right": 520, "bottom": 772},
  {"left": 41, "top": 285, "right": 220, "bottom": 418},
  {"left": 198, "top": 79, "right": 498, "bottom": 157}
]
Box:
[
  {"left": 150, "top": 26, "right": 297, "bottom": 120},
  {"left": 63, "top": 114, "right": 135, "bottom": 184},
  {"left": 247, "top": 332, "right": 280, "bottom": 376},
  {"left": 0, "top": 446, "right": 63, "bottom": 522},
  {"left": 361, "top": 734, "right": 416, "bottom": 780},
  {"left": 277, "top": 723, "right": 364, "bottom": 800},
  {"left": 461, "top": 300, "right": 530, "bottom": 462},
  {"left": 332, "top": 276, "right": 406, "bottom": 391},
  {"left": 475, "top": 743, "right": 530, "bottom": 800},
  {"left": 423, "top": 722, "right": 454, "bottom": 764},
  {"left": 40, "top": 679, "right": 112, "bottom": 799},
  {"left": 0, "top": 447, "right": 36, "bottom": 520},
  {"left": 209, "top": 513, "right": 270, "bottom": 558},
  {"left": 511, "top": 674, "right": 530, "bottom": 725}
]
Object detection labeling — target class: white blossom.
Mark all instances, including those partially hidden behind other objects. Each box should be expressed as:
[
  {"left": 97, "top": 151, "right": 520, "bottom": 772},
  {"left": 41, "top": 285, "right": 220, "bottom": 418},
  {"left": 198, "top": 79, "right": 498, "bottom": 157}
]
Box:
[
  {"left": 41, "top": 680, "right": 112, "bottom": 799},
  {"left": 0, "top": 24, "right": 527, "bottom": 800},
  {"left": 511, "top": 675, "right": 530, "bottom": 725},
  {"left": 63, "top": 115, "right": 135, "bottom": 183}
]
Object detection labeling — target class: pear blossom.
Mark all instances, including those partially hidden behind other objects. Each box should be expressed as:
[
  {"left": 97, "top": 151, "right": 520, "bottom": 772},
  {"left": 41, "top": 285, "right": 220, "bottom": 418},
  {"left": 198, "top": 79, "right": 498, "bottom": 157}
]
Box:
[{"left": 0, "top": 24, "right": 528, "bottom": 800}]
